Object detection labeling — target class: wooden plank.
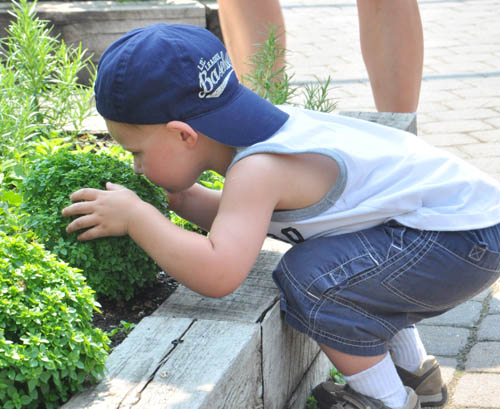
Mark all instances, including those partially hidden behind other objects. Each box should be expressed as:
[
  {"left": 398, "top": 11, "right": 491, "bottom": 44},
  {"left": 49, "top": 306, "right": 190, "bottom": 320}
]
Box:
[
  {"left": 154, "top": 238, "right": 290, "bottom": 323},
  {"left": 61, "top": 316, "right": 194, "bottom": 409},
  {"left": 0, "top": 1, "right": 206, "bottom": 40},
  {"left": 285, "top": 351, "right": 333, "bottom": 409},
  {"left": 40, "top": 1, "right": 205, "bottom": 59},
  {"left": 261, "top": 302, "right": 322, "bottom": 409},
  {"left": 339, "top": 111, "right": 417, "bottom": 135},
  {"left": 0, "top": 0, "right": 206, "bottom": 84},
  {"left": 132, "top": 320, "right": 262, "bottom": 409}
]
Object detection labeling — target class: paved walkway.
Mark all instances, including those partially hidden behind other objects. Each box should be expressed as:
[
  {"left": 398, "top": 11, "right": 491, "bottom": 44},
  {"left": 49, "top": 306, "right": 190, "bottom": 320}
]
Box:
[{"left": 280, "top": 1, "right": 500, "bottom": 408}]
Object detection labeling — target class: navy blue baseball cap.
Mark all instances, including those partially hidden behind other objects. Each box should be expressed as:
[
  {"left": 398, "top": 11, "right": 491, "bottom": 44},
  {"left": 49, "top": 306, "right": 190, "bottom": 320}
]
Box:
[{"left": 94, "top": 23, "right": 289, "bottom": 147}]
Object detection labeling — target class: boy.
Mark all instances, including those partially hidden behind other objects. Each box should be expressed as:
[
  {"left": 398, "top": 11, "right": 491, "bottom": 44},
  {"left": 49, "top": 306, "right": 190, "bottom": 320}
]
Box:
[{"left": 62, "top": 24, "right": 500, "bottom": 409}]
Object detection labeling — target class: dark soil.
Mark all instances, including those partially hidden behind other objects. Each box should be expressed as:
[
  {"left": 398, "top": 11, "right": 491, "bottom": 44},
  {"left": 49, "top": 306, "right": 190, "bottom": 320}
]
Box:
[{"left": 92, "top": 272, "right": 178, "bottom": 349}]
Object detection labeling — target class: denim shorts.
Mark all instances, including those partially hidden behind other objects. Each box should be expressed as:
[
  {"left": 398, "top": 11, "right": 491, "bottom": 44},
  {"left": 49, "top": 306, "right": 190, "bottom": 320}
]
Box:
[{"left": 272, "top": 222, "right": 500, "bottom": 356}]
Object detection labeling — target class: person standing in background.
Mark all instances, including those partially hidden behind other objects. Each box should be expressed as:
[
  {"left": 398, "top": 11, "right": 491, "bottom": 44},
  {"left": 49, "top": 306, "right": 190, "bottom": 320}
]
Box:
[{"left": 216, "top": 0, "right": 423, "bottom": 113}]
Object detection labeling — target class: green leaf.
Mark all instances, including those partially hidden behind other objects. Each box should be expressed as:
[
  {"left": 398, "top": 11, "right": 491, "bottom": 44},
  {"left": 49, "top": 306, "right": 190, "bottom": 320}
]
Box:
[
  {"left": 20, "top": 394, "right": 32, "bottom": 405},
  {"left": 27, "top": 379, "right": 37, "bottom": 393},
  {"left": 3, "top": 400, "right": 15, "bottom": 409}
]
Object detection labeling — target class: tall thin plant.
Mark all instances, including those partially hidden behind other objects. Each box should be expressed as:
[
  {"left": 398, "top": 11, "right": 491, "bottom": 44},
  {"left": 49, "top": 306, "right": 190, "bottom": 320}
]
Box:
[
  {"left": 0, "top": 0, "right": 94, "bottom": 169},
  {"left": 243, "top": 26, "right": 297, "bottom": 105},
  {"left": 244, "top": 26, "right": 336, "bottom": 113}
]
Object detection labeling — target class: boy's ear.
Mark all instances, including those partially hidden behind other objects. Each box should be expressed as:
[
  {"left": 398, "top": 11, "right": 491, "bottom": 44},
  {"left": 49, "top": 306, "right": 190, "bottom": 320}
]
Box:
[{"left": 166, "top": 121, "right": 198, "bottom": 146}]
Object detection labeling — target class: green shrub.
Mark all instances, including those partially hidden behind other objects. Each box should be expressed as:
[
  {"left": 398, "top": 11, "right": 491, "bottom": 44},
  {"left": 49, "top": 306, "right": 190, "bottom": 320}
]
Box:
[
  {"left": 20, "top": 150, "right": 168, "bottom": 301},
  {"left": 0, "top": 231, "right": 109, "bottom": 409},
  {"left": 0, "top": 189, "right": 27, "bottom": 237}
]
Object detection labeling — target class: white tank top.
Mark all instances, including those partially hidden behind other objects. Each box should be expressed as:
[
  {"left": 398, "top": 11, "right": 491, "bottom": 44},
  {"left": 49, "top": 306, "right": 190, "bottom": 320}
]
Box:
[{"left": 229, "top": 106, "right": 500, "bottom": 244}]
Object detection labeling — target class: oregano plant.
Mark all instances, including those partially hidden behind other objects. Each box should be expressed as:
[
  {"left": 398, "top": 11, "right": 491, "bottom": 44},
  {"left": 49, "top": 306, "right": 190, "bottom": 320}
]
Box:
[
  {"left": 0, "top": 231, "right": 109, "bottom": 409},
  {"left": 21, "top": 151, "right": 168, "bottom": 301}
]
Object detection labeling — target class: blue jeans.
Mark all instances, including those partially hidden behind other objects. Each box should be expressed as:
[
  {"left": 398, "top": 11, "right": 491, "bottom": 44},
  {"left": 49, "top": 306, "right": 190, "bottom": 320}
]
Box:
[{"left": 272, "top": 222, "right": 500, "bottom": 356}]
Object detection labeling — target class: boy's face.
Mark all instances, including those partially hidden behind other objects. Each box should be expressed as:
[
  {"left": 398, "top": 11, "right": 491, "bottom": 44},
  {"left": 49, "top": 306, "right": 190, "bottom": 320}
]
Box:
[{"left": 105, "top": 120, "right": 200, "bottom": 193}]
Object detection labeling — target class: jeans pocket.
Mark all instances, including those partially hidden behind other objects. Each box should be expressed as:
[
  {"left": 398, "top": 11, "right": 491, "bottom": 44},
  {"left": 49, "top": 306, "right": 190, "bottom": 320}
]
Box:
[
  {"left": 274, "top": 234, "right": 380, "bottom": 303},
  {"left": 309, "top": 253, "right": 378, "bottom": 299},
  {"left": 383, "top": 231, "right": 500, "bottom": 310}
]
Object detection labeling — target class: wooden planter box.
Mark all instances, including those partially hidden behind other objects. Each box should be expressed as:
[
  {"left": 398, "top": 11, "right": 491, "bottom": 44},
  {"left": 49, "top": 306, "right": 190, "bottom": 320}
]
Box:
[
  {"left": 0, "top": 0, "right": 207, "bottom": 82},
  {"left": 60, "top": 112, "right": 417, "bottom": 409},
  {"left": 62, "top": 238, "right": 334, "bottom": 409}
]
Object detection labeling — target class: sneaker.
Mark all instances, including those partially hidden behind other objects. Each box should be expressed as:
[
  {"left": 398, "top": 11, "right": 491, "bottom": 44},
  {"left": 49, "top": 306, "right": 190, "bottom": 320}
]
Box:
[
  {"left": 311, "top": 383, "right": 420, "bottom": 409},
  {"left": 395, "top": 356, "right": 448, "bottom": 408}
]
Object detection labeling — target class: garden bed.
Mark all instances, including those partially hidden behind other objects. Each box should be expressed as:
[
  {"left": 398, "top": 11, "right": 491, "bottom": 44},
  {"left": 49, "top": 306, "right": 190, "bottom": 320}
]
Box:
[
  {"left": 92, "top": 272, "right": 178, "bottom": 348},
  {"left": 61, "top": 237, "right": 333, "bottom": 409}
]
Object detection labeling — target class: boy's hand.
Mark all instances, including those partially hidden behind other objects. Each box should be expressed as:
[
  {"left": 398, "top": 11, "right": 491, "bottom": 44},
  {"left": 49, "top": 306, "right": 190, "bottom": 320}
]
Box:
[{"left": 62, "top": 182, "right": 143, "bottom": 241}]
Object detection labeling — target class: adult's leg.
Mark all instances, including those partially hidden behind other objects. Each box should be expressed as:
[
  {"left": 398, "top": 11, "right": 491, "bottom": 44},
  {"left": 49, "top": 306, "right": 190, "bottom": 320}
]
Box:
[
  {"left": 357, "top": 0, "right": 424, "bottom": 112},
  {"left": 217, "top": 0, "right": 286, "bottom": 80}
]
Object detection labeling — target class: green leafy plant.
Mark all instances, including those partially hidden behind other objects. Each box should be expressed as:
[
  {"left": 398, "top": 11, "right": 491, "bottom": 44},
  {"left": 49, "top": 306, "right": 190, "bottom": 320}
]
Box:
[
  {"left": 0, "top": 0, "right": 94, "bottom": 187},
  {"left": 0, "top": 231, "right": 109, "bottom": 409},
  {"left": 243, "top": 26, "right": 296, "bottom": 105},
  {"left": 330, "top": 366, "right": 346, "bottom": 384},
  {"left": 107, "top": 320, "right": 137, "bottom": 338},
  {"left": 306, "top": 395, "right": 319, "bottom": 409},
  {"left": 2, "top": 0, "right": 94, "bottom": 132},
  {"left": 304, "top": 366, "right": 345, "bottom": 409},
  {"left": 198, "top": 170, "right": 225, "bottom": 191},
  {"left": 0, "top": 189, "right": 29, "bottom": 238},
  {"left": 303, "top": 76, "right": 337, "bottom": 113},
  {"left": 20, "top": 150, "right": 168, "bottom": 301},
  {"left": 244, "top": 26, "right": 336, "bottom": 113}
]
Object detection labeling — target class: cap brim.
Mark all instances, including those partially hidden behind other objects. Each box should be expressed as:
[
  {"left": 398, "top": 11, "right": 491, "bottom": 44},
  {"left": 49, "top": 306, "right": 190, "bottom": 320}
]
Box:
[{"left": 186, "top": 85, "right": 289, "bottom": 147}]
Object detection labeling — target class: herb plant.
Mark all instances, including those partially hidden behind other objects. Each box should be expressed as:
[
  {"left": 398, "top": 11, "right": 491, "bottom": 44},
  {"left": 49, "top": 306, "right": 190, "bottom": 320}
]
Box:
[
  {"left": 306, "top": 395, "right": 319, "bottom": 409},
  {"left": 242, "top": 26, "right": 296, "bottom": 105},
  {"left": 0, "top": 0, "right": 94, "bottom": 188},
  {"left": 330, "top": 365, "right": 346, "bottom": 384},
  {"left": 0, "top": 232, "right": 109, "bottom": 409},
  {"left": 107, "top": 320, "right": 137, "bottom": 338},
  {"left": 20, "top": 151, "right": 168, "bottom": 301},
  {"left": 2, "top": 0, "right": 94, "bottom": 133},
  {"left": 244, "top": 26, "right": 336, "bottom": 113}
]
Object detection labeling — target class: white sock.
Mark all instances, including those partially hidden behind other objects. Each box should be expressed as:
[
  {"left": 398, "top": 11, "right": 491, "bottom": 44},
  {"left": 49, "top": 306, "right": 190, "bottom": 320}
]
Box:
[
  {"left": 389, "top": 326, "right": 427, "bottom": 372},
  {"left": 344, "top": 352, "right": 408, "bottom": 409}
]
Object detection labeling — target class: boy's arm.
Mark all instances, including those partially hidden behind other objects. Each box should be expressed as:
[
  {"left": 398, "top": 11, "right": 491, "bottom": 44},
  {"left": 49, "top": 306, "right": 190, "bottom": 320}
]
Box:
[
  {"left": 63, "top": 155, "right": 282, "bottom": 298},
  {"left": 166, "top": 182, "right": 222, "bottom": 232}
]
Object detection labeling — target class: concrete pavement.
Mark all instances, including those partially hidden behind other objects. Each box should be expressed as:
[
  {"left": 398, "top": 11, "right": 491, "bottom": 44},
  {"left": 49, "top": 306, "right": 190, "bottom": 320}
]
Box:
[{"left": 280, "top": 1, "right": 500, "bottom": 408}]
